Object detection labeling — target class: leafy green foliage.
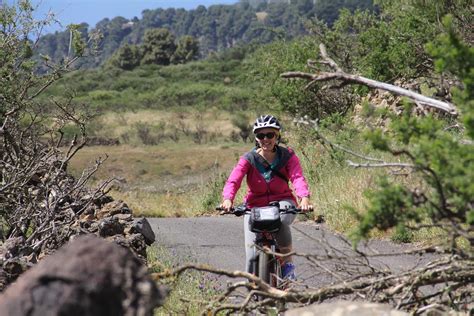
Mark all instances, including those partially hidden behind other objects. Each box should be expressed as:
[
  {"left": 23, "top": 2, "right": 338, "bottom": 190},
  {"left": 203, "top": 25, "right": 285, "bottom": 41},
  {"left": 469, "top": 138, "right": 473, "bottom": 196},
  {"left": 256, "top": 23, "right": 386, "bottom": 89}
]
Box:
[
  {"left": 108, "top": 32, "right": 199, "bottom": 70},
  {"left": 391, "top": 224, "right": 413, "bottom": 243},
  {"left": 247, "top": 0, "right": 470, "bottom": 121},
  {"left": 426, "top": 15, "right": 474, "bottom": 139},
  {"left": 352, "top": 27, "right": 473, "bottom": 247},
  {"left": 42, "top": 56, "right": 251, "bottom": 113},
  {"left": 141, "top": 28, "right": 176, "bottom": 66},
  {"left": 108, "top": 44, "right": 142, "bottom": 70},
  {"left": 68, "top": 24, "right": 87, "bottom": 56},
  {"left": 200, "top": 173, "right": 229, "bottom": 212},
  {"left": 246, "top": 37, "right": 323, "bottom": 117},
  {"left": 351, "top": 178, "right": 418, "bottom": 244},
  {"left": 246, "top": 3, "right": 438, "bottom": 118},
  {"left": 172, "top": 35, "right": 200, "bottom": 64}
]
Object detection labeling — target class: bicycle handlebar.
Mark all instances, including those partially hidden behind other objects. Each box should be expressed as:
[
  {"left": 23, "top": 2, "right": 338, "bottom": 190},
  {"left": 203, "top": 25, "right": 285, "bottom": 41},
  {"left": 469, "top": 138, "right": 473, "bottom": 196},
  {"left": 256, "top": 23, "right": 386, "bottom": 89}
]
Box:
[{"left": 215, "top": 205, "right": 312, "bottom": 216}]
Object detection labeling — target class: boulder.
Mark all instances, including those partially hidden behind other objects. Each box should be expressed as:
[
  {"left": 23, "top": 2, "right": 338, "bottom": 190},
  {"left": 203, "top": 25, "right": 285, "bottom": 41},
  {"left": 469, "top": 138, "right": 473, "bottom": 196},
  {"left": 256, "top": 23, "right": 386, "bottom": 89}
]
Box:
[
  {"left": 131, "top": 218, "right": 155, "bottom": 246},
  {"left": 0, "top": 234, "right": 167, "bottom": 316},
  {"left": 99, "top": 217, "right": 125, "bottom": 237}
]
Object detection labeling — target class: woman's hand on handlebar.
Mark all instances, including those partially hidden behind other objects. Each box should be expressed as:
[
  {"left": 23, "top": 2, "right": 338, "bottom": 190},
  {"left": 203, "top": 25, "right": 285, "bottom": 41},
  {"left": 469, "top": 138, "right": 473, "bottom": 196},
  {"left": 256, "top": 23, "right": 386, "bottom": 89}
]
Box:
[
  {"left": 220, "top": 199, "right": 233, "bottom": 212},
  {"left": 299, "top": 197, "right": 313, "bottom": 212}
]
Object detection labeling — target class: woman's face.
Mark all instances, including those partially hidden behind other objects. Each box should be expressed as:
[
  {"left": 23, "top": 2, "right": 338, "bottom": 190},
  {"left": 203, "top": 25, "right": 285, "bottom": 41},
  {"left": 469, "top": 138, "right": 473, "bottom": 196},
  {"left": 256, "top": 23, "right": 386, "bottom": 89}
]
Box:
[{"left": 255, "top": 127, "right": 279, "bottom": 151}]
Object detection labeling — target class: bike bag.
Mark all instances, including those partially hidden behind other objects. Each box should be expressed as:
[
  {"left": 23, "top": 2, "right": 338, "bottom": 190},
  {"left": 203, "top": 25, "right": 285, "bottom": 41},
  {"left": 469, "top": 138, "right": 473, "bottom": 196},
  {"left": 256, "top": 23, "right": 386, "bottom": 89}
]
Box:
[{"left": 249, "top": 206, "right": 281, "bottom": 233}]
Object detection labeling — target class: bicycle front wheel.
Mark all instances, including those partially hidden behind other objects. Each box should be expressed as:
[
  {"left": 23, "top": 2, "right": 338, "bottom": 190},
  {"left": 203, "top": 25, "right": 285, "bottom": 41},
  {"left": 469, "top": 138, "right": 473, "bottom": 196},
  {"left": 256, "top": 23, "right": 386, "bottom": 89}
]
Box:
[{"left": 257, "top": 252, "right": 270, "bottom": 284}]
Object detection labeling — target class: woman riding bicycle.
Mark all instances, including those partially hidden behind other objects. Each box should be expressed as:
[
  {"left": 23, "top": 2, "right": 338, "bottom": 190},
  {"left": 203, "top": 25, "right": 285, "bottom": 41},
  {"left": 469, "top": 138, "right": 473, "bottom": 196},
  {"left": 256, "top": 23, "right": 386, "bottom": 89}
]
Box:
[{"left": 221, "top": 114, "right": 313, "bottom": 281}]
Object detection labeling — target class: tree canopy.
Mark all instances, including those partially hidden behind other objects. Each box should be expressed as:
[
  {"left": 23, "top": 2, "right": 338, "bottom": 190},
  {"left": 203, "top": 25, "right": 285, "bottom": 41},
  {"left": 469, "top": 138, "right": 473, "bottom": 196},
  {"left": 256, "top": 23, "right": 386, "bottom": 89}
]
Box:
[{"left": 34, "top": 0, "right": 375, "bottom": 69}]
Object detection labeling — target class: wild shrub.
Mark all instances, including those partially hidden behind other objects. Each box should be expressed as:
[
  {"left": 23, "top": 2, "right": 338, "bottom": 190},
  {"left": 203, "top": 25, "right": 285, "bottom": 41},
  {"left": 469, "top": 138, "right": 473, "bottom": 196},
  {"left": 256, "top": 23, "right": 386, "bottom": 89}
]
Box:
[
  {"left": 350, "top": 19, "right": 473, "bottom": 247},
  {"left": 88, "top": 90, "right": 120, "bottom": 101},
  {"left": 246, "top": 36, "right": 355, "bottom": 119},
  {"left": 134, "top": 122, "right": 166, "bottom": 145},
  {"left": 231, "top": 113, "right": 252, "bottom": 143},
  {"left": 247, "top": 2, "right": 470, "bottom": 119}
]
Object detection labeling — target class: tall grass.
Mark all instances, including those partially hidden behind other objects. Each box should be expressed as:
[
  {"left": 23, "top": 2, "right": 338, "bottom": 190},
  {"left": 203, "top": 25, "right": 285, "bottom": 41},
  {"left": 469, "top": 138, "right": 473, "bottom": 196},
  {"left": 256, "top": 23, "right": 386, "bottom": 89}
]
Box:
[
  {"left": 287, "top": 125, "right": 447, "bottom": 243},
  {"left": 287, "top": 129, "right": 378, "bottom": 233}
]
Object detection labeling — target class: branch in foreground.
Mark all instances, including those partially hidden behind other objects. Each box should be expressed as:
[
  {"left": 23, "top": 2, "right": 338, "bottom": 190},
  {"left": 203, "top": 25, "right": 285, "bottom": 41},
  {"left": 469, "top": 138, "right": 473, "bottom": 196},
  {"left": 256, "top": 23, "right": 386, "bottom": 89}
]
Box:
[
  {"left": 152, "top": 264, "right": 286, "bottom": 298},
  {"left": 152, "top": 256, "right": 474, "bottom": 315}
]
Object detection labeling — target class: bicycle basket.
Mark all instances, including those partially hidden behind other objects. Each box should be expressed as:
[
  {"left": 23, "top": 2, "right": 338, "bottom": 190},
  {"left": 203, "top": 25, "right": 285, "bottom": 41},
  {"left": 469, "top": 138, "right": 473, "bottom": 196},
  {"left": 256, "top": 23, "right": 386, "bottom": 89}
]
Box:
[{"left": 249, "top": 206, "right": 281, "bottom": 233}]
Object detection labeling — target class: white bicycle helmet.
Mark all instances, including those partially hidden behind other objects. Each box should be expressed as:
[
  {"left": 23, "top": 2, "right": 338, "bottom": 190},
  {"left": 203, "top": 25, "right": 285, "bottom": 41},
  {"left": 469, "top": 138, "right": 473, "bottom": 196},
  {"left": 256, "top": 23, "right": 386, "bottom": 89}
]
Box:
[{"left": 253, "top": 115, "right": 282, "bottom": 133}]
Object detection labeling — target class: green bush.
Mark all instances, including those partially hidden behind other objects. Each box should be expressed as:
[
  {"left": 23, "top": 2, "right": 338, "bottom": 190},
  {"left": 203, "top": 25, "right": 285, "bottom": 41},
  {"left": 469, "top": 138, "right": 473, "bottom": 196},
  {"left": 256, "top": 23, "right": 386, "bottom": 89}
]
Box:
[
  {"left": 88, "top": 90, "right": 120, "bottom": 101},
  {"left": 43, "top": 57, "right": 250, "bottom": 112},
  {"left": 351, "top": 22, "right": 473, "bottom": 246}
]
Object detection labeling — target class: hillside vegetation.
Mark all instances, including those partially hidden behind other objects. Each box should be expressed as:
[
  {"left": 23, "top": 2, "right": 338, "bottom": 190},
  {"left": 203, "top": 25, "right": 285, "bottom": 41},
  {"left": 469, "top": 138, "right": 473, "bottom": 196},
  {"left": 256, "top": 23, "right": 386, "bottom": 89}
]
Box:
[{"left": 35, "top": 0, "right": 375, "bottom": 69}]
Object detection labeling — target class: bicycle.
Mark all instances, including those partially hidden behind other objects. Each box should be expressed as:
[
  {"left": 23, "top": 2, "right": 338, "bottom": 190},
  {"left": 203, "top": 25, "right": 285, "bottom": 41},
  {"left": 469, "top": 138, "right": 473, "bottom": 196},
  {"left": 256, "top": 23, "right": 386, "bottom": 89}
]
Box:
[{"left": 217, "top": 202, "right": 308, "bottom": 289}]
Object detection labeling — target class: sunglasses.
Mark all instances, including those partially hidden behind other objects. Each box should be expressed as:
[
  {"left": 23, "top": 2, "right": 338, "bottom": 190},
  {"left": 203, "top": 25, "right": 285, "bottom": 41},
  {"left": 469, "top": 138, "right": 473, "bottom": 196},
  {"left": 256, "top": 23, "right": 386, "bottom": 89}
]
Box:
[{"left": 255, "top": 132, "right": 276, "bottom": 140}]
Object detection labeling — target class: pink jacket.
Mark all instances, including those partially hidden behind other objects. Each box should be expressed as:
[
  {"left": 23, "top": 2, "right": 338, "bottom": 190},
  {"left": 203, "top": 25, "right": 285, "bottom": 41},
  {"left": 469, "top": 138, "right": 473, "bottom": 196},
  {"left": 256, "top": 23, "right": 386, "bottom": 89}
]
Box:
[{"left": 222, "top": 146, "right": 310, "bottom": 208}]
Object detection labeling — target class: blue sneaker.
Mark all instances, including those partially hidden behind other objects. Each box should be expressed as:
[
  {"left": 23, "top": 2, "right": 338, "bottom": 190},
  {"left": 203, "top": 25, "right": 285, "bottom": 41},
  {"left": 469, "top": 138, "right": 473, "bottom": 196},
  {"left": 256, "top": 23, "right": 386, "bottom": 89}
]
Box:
[{"left": 281, "top": 262, "right": 296, "bottom": 281}]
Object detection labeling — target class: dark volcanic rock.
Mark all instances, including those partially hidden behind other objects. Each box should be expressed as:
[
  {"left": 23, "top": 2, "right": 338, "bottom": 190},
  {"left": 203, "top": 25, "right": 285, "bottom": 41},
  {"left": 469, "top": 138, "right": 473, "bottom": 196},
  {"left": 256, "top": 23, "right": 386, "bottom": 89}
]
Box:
[
  {"left": 131, "top": 218, "right": 155, "bottom": 246},
  {"left": 0, "top": 235, "right": 167, "bottom": 316}
]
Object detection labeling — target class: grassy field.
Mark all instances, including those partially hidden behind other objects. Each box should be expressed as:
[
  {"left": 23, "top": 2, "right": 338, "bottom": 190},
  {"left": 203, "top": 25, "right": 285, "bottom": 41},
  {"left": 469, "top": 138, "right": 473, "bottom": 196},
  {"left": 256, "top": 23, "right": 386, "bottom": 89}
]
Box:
[
  {"left": 88, "top": 108, "right": 241, "bottom": 143},
  {"left": 68, "top": 108, "right": 441, "bottom": 246},
  {"left": 68, "top": 140, "right": 249, "bottom": 217}
]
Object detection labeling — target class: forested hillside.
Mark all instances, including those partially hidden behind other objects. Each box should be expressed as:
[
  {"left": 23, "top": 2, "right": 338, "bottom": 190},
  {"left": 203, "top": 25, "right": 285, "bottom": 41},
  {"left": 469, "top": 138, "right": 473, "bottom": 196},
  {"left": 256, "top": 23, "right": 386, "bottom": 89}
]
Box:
[{"left": 35, "top": 0, "right": 374, "bottom": 69}]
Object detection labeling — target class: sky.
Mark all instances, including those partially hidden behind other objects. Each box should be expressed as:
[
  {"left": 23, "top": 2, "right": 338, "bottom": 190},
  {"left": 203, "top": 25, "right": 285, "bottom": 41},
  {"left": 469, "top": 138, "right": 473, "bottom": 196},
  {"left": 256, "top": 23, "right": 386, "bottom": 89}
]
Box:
[{"left": 27, "top": 0, "right": 238, "bottom": 33}]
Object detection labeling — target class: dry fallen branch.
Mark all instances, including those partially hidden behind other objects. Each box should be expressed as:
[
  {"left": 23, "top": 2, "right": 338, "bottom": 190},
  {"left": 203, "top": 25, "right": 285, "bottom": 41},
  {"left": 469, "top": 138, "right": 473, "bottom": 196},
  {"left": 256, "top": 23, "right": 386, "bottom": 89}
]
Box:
[
  {"left": 281, "top": 44, "right": 458, "bottom": 115},
  {"left": 152, "top": 232, "right": 473, "bottom": 315},
  {"left": 152, "top": 264, "right": 287, "bottom": 298}
]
